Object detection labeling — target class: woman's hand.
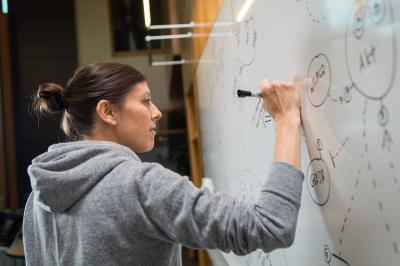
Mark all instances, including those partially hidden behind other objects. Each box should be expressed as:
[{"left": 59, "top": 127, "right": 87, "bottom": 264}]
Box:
[
  {"left": 260, "top": 79, "right": 300, "bottom": 126},
  {"left": 260, "top": 78, "right": 302, "bottom": 169}
]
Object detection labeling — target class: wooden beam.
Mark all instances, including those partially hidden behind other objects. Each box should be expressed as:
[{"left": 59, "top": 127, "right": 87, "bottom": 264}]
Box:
[
  {"left": 0, "top": 65, "right": 5, "bottom": 210},
  {"left": 185, "top": 84, "right": 211, "bottom": 266},
  {"left": 181, "top": 2, "right": 223, "bottom": 265}
]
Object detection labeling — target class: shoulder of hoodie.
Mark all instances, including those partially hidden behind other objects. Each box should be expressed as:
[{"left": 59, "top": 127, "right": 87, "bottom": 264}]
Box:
[
  {"left": 48, "top": 140, "right": 139, "bottom": 158},
  {"left": 56, "top": 140, "right": 192, "bottom": 186},
  {"left": 44, "top": 140, "right": 191, "bottom": 191}
]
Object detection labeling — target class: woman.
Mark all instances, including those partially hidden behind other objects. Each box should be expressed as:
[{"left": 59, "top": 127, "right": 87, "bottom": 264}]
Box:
[{"left": 23, "top": 62, "right": 303, "bottom": 265}]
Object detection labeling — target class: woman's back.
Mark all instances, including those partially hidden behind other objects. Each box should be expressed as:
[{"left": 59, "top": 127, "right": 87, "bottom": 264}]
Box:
[
  {"left": 23, "top": 140, "right": 303, "bottom": 265},
  {"left": 24, "top": 141, "right": 181, "bottom": 265}
]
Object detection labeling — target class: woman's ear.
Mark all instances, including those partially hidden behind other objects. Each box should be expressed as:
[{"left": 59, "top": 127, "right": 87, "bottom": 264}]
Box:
[{"left": 96, "top": 100, "right": 118, "bottom": 126}]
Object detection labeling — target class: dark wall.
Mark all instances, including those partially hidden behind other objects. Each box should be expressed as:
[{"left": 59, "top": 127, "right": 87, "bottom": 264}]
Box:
[{"left": 9, "top": 0, "right": 78, "bottom": 207}]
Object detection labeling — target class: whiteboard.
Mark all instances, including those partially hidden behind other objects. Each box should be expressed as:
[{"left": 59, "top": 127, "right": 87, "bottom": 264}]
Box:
[{"left": 195, "top": 0, "right": 400, "bottom": 265}]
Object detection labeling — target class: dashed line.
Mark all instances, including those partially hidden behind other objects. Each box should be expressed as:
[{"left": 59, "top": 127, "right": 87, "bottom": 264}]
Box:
[
  {"left": 338, "top": 173, "right": 361, "bottom": 254},
  {"left": 385, "top": 223, "right": 390, "bottom": 232},
  {"left": 329, "top": 137, "right": 350, "bottom": 168},
  {"left": 393, "top": 244, "right": 398, "bottom": 255},
  {"left": 362, "top": 111, "right": 399, "bottom": 256},
  {"left": 303, "top": 0, "right": 327, "bottom": 23},
  {"left": 332, "top": 137, "right": 350, "bottom": 158},
  {"left": 363, "top": 99, "right": 368, "bottom": 116},
  {"left": 369, "top": 170, "right": 398, "bottom": 255},
  {"left": 388, "top": 161, "right": 400, "bottom": 195},
  {"left": 386, "top": 161, "right": 400, "bottom": 254}
]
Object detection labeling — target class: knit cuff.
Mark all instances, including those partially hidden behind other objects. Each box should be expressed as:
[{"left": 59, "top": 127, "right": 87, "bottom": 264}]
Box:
[{"left": 265, "top": 161, "right": 304, "bottom": 202}]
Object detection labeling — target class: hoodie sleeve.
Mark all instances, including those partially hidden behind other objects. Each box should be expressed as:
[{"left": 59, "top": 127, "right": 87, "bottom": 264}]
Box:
[{"left": 133, "top": 161, "right": 304, "bottom": 255}]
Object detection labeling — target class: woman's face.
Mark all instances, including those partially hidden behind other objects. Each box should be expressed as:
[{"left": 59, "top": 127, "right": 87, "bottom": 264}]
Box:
[{"left": 114, "top": 81, "right": 162, "bottom": 153}]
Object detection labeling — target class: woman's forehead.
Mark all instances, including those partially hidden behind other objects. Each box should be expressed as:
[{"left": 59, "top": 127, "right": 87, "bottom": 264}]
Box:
[{"left": 129, "top": 81, "right": 151, "bottom": 97}]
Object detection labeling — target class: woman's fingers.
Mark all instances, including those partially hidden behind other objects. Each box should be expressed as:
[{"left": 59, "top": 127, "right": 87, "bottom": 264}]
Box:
[
  {"left": 260, "top": 79, "right": 271, "bottom": 97},
  {"left": 260, "top": 78, "right": 300, "bottom": 122}
]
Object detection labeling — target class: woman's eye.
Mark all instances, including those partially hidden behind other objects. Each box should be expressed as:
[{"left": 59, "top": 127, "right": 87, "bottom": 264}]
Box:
[{"left": 144, "top": 99, "right": 151, "bottom": 105}]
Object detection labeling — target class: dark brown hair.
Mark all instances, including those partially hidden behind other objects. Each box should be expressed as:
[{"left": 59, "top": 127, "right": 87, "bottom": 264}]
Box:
[{"left": 33, "top": 62, "right": 146, "bottom": 140}]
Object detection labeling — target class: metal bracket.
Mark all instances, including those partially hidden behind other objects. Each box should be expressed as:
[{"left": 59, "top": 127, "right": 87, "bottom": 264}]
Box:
[{"left": 145, "top": 21, "right": 231, "bottom": 66}]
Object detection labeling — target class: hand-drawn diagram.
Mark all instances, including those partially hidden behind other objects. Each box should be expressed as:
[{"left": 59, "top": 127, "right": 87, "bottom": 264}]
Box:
[
  {"left": 303, "top": 0, "right": 399, "bottom": 262},
  {"left": 231, "top": 14, "right": 258, "bottom": 107},
  {"left": 231, "top": 14, "right": 272, "bottom": 130},
  {"left": 306, "top": 139, "right": 331, "bottom": 206},
  {"left": 196, "top": 0, "right": 400, "bottom": 265},
  {"left": 358, "top": 100, "right": 399, "bottom": 257},
  {"left": 233, "top": 16, "right": 257, "bottom": 65},
  {"left": 306, "top": 53, "right": 331, "bottom": 107},
  {"left": 345, "top": 0, "right": 396, "bottom": 100}
]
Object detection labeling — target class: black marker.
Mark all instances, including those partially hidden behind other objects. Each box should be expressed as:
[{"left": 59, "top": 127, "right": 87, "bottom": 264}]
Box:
[{"left": 237, "top": 89, "right": 262, "bottom": 98}]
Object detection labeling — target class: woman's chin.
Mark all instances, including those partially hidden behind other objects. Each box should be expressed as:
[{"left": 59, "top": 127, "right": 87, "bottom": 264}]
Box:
[
  {"left": 128, "top": 141, "right": 154, "bottom": 153},
  {"left": 142, "top": 142, "right": 155, "bottom": 153}
]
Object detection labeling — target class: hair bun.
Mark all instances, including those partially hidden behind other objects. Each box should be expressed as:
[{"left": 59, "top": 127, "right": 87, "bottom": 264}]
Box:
[{"left": 33, "top": 83, "right": 65, "bottom": 114}]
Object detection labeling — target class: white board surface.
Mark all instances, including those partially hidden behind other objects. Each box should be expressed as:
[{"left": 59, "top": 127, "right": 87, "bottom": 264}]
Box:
[{"left": 195, "top": 1, "right": 400, "bottom": 265}]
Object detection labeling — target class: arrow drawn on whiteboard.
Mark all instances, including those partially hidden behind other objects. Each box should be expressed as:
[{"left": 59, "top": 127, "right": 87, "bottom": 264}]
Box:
[
  {"left": 329, "top": 137, "right": 350, "bottom": 168},
  {"left": 332, "top": 253, "right": 351, "bottom": 266},
  {"left": 323, "top": 244, "right": 351, "bottom": 265}
]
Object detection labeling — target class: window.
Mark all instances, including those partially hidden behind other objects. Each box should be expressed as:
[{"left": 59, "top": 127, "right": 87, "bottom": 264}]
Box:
[{"left": 110, "top": 0, "right": 165, "bottom": 52}]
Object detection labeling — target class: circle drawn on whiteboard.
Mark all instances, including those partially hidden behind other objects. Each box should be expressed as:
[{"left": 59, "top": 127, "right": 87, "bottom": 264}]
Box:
[
  {"left": 370, "top": 0, "right": 387, "bottom": 24},
  {"left": 323, "top": 245, "right": 332, "bottom": 263},
  {"left": 377, "top": 104, "right": 389, "bottom": 126},
  {"left": 307, "top": 53, "right": 331, "bottom": 107},
  {"left": 343, "top": 85, "right": 353, "bottom": 103},
  {"left": 345, "top": 0, "right": 396, "bottom": 100},
  {"left": 306, "top": 158, "right": 331, "bottom": 206},
  {"left": 352, "top": 7, "right": 366, "bottom": 39}
]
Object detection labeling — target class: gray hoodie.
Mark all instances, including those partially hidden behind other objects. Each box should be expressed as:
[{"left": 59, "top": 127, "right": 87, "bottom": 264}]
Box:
[{"left": 23, "top": 140, "right": 304, "bottom": 266}]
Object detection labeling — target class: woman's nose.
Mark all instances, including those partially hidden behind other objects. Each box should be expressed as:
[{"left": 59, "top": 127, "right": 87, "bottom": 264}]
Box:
[{"left": 151, "top": 104, "right": 162, "bottom": 121}]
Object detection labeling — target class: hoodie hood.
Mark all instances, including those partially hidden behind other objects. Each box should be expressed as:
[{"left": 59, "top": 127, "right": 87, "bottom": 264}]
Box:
[{"left": 28, "top": 140, "right": 140, "bottom": 213}]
